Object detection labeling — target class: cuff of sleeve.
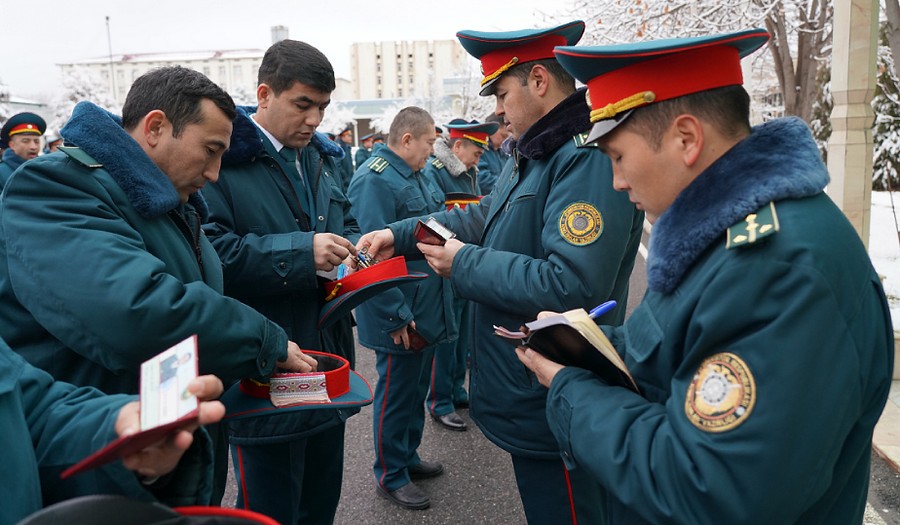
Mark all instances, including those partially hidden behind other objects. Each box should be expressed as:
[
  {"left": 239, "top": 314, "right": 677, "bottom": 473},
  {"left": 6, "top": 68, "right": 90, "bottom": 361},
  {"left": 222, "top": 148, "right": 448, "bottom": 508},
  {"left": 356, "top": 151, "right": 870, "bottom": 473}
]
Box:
[
  {"left": 257, "top": 322, "right": 288, "bottom": 376},
  {"left": 546, "top": 367, "right": 600, "bottom": 469}
]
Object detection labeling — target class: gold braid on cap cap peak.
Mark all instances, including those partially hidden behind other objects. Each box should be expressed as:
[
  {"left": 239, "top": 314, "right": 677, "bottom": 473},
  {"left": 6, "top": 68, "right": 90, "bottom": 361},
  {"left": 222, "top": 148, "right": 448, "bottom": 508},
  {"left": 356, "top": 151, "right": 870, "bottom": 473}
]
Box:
[
  {"left": 463, "top": 133, "right": 489, "bottom": 146},
  {"left": 589, "top": 90, "right": 657, "bottom": 122},
  {"left": 481, "top": 56, "right": 519, "bottom": 86}
]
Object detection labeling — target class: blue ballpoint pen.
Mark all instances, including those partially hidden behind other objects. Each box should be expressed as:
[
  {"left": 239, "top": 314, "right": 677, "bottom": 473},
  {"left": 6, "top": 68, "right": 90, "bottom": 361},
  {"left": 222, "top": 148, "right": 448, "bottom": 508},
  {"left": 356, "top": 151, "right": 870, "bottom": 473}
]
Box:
[{"left": 589, "top": 300, "right": 617, "bottom": 319}]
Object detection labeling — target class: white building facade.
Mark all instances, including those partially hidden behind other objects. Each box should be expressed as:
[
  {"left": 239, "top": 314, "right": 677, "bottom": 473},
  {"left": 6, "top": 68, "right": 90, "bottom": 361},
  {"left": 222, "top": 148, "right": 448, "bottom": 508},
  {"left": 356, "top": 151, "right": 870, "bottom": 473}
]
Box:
[
  {"left": 58, "top": 49, "right": 266, "bottom": 106},
  {"left": 350, "top": 40, "right": 468, "bottom": 100}
]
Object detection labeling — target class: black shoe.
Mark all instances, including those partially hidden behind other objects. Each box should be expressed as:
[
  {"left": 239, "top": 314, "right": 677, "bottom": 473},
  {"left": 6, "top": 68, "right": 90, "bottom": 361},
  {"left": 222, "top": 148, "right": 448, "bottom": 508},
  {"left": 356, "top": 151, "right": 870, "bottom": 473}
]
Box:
[
  {"left": 376, "top": 482, "right": 430, "bottom": 510},
  {"left": 454, "top": 398, "right": 470, "bottom": 409},
  {"left": 432, "top": 411, "right": 468, "bottom": 431},
  {"left": 407, "top": 459, "right": 444, "bottom": 479}
]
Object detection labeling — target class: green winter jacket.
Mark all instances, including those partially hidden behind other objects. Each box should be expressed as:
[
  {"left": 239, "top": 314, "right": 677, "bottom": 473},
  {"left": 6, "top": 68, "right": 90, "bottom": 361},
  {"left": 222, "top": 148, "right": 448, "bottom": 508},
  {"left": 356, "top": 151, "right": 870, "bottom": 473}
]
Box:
[
  {"left": 348, "top": 143, "right": 458, "bottom": 352},
  {"left": 546, "top": 118, "right": 894, "bottom": 524},
  {"left": 0, "top": 102, "right": 288, "bottom": 395},
  {"left": 203, "top": 106, "right": 361, "bottom": 441},
  {"left": 390, "top": 89, "right": 644, "bottom": 457}
]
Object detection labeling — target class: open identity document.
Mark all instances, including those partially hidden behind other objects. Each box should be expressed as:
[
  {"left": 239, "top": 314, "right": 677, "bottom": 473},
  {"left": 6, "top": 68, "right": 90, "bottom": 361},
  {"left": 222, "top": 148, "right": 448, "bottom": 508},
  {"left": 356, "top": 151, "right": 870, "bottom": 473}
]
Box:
[
  {"left": 61, "top": 335, "right": 200, "bottom": 479},
  {"left": 494, "top": 309, "right": 639, "bottom": 393}
]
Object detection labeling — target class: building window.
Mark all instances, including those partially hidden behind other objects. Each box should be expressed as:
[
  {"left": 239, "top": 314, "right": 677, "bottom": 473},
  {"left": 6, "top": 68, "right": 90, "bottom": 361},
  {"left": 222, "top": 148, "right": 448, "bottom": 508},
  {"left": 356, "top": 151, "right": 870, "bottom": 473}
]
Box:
[
  {"left": 233, "top": 64, "right": 242, "bottom": 78},
  {"left": 219, "top": 65, "right": 226, "bottom": 78},
  {"left": 203, "top": 66, "right": 211, "bottom": 76}
]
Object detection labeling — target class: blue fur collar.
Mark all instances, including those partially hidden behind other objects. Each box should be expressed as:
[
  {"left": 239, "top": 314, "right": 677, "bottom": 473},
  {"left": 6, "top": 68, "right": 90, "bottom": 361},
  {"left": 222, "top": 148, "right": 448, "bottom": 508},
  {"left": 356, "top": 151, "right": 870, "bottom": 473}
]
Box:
[
  {"left": 60, "top": 101, "right": 208, "bottom": 220},
  {"left": 648, "top": 117, "right": 829, "bottom": 294},
  {"left": 222, "top": 105, "right": 344, "bottom": 165}
]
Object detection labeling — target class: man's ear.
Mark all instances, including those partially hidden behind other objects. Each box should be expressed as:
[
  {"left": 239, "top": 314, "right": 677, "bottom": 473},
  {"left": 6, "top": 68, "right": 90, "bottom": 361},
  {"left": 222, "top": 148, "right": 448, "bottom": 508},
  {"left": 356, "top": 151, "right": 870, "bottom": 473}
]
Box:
[
  {"left": 400, "top": 132, "right": 413, "bottom": 148},
  {"left": 257, "top": 84, "right": 272, "bottom": 108},
  {"left": 671, "top": 114, "right": 704, "bottom": 168},
  {"left": 143, "top": 110, "right": 168, "bottom": 148},
  {"left": 529, "top": 64, "right": 550, "bottom": 97}
]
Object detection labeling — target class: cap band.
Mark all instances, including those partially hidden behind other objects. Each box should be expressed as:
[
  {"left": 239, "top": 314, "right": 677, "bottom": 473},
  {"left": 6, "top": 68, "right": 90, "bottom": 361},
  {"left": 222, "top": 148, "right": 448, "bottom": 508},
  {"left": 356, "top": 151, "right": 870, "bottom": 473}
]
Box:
[
  {"left": 449, "top": 128, "right": 489, "bottom": 146},
  {"left": 480, "top": 33, "right": 567, "bottom": 86},
  {"left": 323, "top": 255, "right": 408, "bottom": 301},
  {"left": 239, "top": 351, "right": 351, "bottom": 405},
  {"left": 8, "top": 123, "right": 42, "bottom": 137},
  {"left": 586, "top": 45, "right": 743, "bottom": 121}
]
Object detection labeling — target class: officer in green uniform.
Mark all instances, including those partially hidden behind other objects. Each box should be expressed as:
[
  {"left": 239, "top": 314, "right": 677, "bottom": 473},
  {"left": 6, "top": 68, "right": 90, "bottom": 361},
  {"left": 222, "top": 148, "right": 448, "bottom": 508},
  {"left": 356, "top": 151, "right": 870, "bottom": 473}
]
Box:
[
  {"left": 515, "top": 30, "right": 896, "bottom": 524},
  {"left": 348, "top": 107, "right": 458, "bottom": 511},
  {"left": 476, "top": 113, "right": 510, "bottom": 194},
  {"left": 355, "top": 132, "right": 375, "bottom": 168},
  {"left": 201, "top": 40, "right": 359, "bottom": 525},
  {"left": 423, "top": 118, "right": 498, "bottom": 431},
  {"left": 357, "top": 22, "right": 644, "bottom": 524},
  {"left": 0, "top": 67, "right": 316, "bottom": 506},
  {"left": 0, "top": 112, "right": 46, "bottom": 188}
]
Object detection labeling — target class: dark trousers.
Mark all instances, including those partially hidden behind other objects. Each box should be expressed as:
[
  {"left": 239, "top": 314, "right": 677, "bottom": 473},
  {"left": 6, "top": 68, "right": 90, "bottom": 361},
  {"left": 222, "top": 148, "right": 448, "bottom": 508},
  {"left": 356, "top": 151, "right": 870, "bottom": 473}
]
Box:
[
  {"left": 427, "top": 303, "right": 470, "bottom": 414},
  {"left": 372, "top": 346, "right": 435, "bottom": 491},
  {"left": 232, "top": 423, "right": 346, "bottom": 525},
  {"left": 511, "top": 453, "right": 606, "bottom": 525}
]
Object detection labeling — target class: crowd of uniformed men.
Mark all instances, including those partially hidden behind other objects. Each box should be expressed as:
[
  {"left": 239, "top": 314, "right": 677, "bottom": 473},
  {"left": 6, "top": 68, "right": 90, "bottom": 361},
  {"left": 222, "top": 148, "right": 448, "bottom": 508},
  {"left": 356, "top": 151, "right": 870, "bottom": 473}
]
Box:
[{"left": 0, "top": 17, "right": 893, "bottom": 525}]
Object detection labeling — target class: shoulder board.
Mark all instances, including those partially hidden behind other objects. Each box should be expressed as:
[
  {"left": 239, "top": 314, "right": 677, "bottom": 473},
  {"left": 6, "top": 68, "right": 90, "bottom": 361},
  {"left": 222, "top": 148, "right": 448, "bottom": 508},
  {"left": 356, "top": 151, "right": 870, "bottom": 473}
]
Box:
[
  {"left": 59, "top": 146, "right": 103, "bottom": 168},
  {"left": 431, "top": 158, "right": 445, "bottom": 169},
  {"left": 573, "top": 132, "right": 599, "bottom": 149},
  {"left": 726, "top": 201, "right": 780, "bottom": 249},
  {"left": 367, "top": 156, "right": 389, "bottom": 173}
]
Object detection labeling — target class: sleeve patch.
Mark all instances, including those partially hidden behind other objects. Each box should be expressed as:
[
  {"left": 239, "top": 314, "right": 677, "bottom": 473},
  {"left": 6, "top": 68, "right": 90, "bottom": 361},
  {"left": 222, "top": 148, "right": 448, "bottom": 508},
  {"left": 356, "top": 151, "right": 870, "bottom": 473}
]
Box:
[
  {"left": 558, "top": 202, "right": 603, "bottom": 246},
  {"left": 685, "top": 352, "right": 756, "bottom": 433}
]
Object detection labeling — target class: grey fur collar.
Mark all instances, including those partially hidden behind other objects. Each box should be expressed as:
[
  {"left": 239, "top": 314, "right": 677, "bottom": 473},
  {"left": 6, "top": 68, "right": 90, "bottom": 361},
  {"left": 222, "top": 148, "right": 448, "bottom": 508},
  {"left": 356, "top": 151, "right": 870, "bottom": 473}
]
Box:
[
  {"left": 648, "top": 117, "right": 829, "bottom": 294},
  {"left": 433, "top": 138, "right": 467, "bottom": 177}
]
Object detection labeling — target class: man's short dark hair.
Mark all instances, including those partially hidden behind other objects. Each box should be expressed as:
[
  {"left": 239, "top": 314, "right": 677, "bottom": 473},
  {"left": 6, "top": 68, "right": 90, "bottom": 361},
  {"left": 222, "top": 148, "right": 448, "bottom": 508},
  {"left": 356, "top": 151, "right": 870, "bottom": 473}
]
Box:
[
  {"left": 505, "top": 58, "right": 576, "bottom": 95},
  {"left": 258, "top": 39, "right": 336, "bottom": 95},
  {"left": 483, "top": 113, "right": 504, "bottom": 125},
  {"left": 622, "top": 85, "right": 752, "bottom": 150},
  {"left": 121, "top": 66, "right": 236, "bottom": 136}
]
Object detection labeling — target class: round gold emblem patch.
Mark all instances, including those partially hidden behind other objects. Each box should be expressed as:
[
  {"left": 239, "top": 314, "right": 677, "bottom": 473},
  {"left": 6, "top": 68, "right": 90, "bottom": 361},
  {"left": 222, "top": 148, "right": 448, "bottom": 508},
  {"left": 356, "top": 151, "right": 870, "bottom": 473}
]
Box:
[
  {"left": 559, "top": 202, "right": 603, "bottom": 246},
  {"left": 685, "top": 352, "right": 755, "bottom": 433}
]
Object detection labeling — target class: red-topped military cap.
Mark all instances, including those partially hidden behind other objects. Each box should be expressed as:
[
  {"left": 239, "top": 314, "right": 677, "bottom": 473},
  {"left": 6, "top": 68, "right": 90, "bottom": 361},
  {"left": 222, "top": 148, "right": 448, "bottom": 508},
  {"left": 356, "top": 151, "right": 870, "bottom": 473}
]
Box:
[
  {"left": 0, "top": 112, "right": 46, "bottom": 148},
  {"left": 456, "top": 21, "right": 585, "bottom": 96},
  {"left": 553, "top": 29, "right": 770, "bottom": 143},
  {"left": 445, "top": 118, "right": 499, "bottom": 149}
]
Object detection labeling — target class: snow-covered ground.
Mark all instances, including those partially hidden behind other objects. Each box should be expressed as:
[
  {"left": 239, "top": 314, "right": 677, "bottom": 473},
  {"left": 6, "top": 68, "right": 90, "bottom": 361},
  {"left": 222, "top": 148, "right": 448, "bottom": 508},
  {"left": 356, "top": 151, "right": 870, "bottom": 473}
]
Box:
[{"left": 869, "top": 191, "right": 900, "bottom": 331}]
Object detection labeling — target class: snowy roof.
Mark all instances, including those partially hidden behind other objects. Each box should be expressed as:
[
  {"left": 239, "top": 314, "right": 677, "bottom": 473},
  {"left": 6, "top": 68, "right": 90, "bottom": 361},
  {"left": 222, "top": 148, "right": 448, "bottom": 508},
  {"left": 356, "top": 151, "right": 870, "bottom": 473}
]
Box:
[{"left": 60, "top": 49, "right": 265, "bottom": 66}]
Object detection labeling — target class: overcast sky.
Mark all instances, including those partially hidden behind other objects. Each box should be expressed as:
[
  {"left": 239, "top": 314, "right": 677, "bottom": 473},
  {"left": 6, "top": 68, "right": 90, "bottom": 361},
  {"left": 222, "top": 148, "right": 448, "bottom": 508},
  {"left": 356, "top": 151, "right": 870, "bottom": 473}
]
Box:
[{"left": 1, "top": 0, "right": 566, "bottom": 99}]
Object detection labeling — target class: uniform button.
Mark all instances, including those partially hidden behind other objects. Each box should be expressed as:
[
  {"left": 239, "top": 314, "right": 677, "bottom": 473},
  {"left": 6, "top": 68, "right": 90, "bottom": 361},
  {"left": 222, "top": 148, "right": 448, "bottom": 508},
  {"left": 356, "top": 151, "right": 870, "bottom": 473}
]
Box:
[
  {"left": 282, "top": 281, "right": 288, "bottom": 286},
  {"left": 279, "top": 262, "right": 287, "bottom": 269},
  {"left": 318, "top": 215, "right": 325, "bottom": 221}
]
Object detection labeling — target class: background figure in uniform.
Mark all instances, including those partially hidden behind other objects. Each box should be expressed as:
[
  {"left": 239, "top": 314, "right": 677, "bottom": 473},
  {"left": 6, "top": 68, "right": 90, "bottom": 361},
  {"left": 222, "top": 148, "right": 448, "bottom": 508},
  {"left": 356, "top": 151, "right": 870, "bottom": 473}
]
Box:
[
  {"left": 337, "top": 126, "right": 354, "bottom": 192},
  {"left": 476, "top": 113, "right": 510, "bottom": 194},
  {"left": 355, "top": 132, "right": 375, "bottom": 168},
  {"left": 0, "top": 66, "right": 316, "bottom": 506},
  {"left": 202, "top": 39, "right": 359, "bottom": 525},
  {"left": 0, "top": 112, "right": 46, "bottom": 188},
  {"left": 517, "top": 30, "right": 895, "bottom": 524},
  {"left": 347, "top": 106, "right": 458, "bottom": 511},
  {"left": 355, "top": 21, "right": 644, "bottom": 524},
  {"left": 423, "top": 118, "right": 498, "bottom": 431}
]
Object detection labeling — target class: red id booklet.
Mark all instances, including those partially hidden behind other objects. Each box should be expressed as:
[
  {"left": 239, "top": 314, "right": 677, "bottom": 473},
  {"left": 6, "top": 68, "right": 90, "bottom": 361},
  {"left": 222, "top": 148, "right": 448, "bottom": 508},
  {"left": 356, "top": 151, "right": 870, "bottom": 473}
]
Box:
[{"left": 61, "top": 335, "right": 200, "bottom": 479}]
